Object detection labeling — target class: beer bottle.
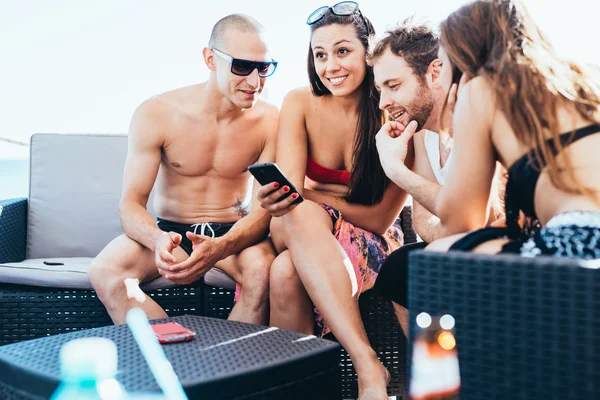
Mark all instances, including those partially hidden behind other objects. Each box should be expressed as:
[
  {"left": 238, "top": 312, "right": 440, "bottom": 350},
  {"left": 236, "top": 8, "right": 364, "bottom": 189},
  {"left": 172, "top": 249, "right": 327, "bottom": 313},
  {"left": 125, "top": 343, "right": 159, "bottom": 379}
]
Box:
[{"left": 409, "top": 313, "right": 460, "bottom": 400}]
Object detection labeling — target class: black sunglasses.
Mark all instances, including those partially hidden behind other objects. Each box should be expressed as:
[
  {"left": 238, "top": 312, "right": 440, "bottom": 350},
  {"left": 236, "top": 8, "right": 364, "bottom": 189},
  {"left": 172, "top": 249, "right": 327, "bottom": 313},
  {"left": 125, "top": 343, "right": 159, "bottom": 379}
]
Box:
[
  {"left": 212, "top": 48, "right": 278, "bottom": 78},
  {"left": 306, "top": 1, "right": 366, "bottom": 28}
]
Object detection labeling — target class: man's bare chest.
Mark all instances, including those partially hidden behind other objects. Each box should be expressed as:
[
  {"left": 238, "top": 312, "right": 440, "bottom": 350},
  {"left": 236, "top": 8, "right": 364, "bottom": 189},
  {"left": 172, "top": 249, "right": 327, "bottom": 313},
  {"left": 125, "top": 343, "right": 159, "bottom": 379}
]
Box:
[{"left": 161, "top": 127, "right": 264, "bottom": 178}]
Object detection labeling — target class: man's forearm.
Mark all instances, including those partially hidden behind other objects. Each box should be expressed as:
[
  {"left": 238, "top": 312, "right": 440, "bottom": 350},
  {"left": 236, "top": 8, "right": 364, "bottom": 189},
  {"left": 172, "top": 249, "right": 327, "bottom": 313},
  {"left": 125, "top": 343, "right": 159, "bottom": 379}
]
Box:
[
  {"left": 390, "top": 168, "right": 441, "bottom": 215},
  {"left": 120, "top": 201, "right": 163, "bottom": 251},
  {"left": 414, "top": 214, "right": 441, "bottom": 243},
  {"left": 217, "top": 211, "right": 271, "bottom": 258}
]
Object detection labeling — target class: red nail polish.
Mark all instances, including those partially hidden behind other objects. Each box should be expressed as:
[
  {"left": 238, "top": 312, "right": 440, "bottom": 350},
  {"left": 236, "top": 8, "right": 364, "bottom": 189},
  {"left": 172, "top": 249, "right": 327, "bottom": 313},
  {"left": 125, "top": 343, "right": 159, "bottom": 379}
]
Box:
[
  {"left": 284, "top": 186, "right": 290, "bottom": 192},
  {"left": 273, "top": 182, "right": 280, "bottom": 188},
  {"left": 292, "top": 193, "right": 298, "bottom": 199}
]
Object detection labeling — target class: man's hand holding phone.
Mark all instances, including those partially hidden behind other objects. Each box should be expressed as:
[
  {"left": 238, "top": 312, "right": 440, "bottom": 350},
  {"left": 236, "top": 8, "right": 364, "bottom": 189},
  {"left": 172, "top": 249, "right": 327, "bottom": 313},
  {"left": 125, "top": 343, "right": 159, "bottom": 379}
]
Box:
[{"left": 257, "top": 181, "right": 302, "bottom": 217}]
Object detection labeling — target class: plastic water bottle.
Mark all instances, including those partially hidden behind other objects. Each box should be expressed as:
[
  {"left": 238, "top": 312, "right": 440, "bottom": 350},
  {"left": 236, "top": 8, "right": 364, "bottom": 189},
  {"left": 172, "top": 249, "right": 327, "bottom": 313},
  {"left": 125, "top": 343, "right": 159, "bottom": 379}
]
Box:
[{"left": 50, "top": 337, "right": 127, "bottom": 400}]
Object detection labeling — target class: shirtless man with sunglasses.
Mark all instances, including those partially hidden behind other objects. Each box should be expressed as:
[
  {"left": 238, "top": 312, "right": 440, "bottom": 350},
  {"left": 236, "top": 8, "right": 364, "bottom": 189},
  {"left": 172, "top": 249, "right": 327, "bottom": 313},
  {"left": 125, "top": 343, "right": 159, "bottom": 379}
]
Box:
[{"left": 88, "top": 14, "right": 279, "bottom": 326}]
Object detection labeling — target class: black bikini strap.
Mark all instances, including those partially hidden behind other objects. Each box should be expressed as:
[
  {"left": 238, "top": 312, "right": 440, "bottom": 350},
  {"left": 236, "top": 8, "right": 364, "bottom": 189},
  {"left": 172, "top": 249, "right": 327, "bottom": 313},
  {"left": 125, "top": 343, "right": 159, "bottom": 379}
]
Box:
[
  {"left": 546, "top": 123, "right": 600, "bottom": 154},
  {"left": 523, "top": 123, "right": 600, "bottom": 170}
]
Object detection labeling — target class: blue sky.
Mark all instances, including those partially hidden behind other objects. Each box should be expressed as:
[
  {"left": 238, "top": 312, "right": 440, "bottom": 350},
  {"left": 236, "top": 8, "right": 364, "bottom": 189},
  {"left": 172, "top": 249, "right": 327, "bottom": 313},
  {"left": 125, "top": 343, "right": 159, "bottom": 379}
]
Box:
[{"left": 1, "top": 0, "right": 599, "bottom": 159}]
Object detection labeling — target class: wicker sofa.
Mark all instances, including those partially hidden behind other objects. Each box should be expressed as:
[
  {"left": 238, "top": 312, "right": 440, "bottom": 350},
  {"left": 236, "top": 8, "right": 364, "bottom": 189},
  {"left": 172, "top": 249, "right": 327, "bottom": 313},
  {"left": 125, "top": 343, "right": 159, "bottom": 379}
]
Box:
[
  {"left": 0, "top": 134, "right": 204, "bottom": 345},
  {"left": 0, "top": 132, "right": 417, "bottom": 398},
  {"left": 407, "top": 250, "right": 600, "bottom": 399}
]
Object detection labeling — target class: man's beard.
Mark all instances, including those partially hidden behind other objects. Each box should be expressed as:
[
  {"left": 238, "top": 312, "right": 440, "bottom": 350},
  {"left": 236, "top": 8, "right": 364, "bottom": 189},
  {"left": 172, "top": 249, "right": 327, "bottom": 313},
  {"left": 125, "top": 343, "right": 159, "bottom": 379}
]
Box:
[{"left": 406, "top": 79, "right": 435, "bottom": 130}]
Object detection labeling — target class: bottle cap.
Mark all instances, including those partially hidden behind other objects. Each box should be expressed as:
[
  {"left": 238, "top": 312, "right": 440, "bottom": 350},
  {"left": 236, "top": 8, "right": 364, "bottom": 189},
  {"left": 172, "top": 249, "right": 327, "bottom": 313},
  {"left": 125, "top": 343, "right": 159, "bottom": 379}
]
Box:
[{"left": 59, "top": 337, "right": 118, "bottom": 381}]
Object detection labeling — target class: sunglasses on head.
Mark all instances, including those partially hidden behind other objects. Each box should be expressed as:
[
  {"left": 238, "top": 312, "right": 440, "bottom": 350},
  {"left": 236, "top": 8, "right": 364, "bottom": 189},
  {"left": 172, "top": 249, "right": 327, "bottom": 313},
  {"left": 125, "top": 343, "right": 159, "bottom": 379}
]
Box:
[
  {"left": 212, "top": 48, "right": 278, "bottom": 78},
  {"left": 306, "top": 1, "right": 365, "bottom": 27}
]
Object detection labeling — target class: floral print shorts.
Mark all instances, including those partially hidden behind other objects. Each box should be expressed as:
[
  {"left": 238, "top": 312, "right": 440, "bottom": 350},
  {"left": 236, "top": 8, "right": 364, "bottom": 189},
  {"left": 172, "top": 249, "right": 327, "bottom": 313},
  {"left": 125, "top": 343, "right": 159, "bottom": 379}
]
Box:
[
  {"left": 313, "top": 204, "right": 404, "bottom": 336},
  {"left": 234, "top": 203, "right": 405, "bottom": 337}
]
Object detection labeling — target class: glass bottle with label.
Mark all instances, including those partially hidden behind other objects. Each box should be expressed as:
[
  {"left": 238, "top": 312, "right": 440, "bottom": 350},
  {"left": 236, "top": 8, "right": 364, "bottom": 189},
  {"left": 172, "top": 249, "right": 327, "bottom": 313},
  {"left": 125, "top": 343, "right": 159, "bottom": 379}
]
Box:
[{"left": 409, "top": 313, "right": 460, "bottom": 400}]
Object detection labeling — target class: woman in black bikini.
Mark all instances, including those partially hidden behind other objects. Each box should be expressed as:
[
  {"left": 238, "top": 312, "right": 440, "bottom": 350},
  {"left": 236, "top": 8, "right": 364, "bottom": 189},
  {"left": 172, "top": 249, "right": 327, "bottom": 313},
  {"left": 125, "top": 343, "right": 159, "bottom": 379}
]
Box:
[{"left": 378, "top": 0, "right": 600, "bottom": 258}]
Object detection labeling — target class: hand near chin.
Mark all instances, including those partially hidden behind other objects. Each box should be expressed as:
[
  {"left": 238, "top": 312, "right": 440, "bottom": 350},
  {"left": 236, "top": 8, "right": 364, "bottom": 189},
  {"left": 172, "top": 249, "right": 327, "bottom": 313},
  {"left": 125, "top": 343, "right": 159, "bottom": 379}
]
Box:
[{"left": 375, "top": 120, "right": 418, "bottom": 181}]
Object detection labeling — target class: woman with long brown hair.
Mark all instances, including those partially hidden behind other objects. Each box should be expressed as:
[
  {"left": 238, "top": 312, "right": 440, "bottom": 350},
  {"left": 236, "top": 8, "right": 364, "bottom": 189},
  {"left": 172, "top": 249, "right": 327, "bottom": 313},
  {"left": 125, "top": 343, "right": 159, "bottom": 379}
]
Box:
[
  {"left": 256, "top": 2, "right": 408, "bottom": 398},
  {"left": 376, "top": 0, "right": 600, "bottom": 258}
]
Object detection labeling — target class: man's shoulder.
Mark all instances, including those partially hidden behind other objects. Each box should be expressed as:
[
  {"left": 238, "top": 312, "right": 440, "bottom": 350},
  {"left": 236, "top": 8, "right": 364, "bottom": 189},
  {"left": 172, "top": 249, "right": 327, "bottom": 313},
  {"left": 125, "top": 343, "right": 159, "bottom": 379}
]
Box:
[
  {"left": 253, "top": 98, "right": 279, "bottom": 120},
  {"left": 148, "top": 84, "right": 200, "bottom": 108},
  {"left": 134, "top": 85, "right": 201, "bottom": 124},
  {"left": 131, "top": 97, "right": 170, "bottom": 128},
  {"left": 413, "top": 129, "right": 430, "bottom": 150},
  {"left": 246, "top": 100, "right": 279, "bottom": 139},
  {"left": 134, "top": 91, "right": 180, "bottom": 120}
]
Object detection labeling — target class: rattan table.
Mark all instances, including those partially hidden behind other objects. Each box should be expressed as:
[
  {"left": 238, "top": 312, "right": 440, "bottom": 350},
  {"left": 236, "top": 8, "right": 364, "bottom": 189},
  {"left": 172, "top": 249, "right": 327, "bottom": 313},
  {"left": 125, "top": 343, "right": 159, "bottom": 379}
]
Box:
[{"left": 0, "top": 315, "right": 341, "bottom": 399}]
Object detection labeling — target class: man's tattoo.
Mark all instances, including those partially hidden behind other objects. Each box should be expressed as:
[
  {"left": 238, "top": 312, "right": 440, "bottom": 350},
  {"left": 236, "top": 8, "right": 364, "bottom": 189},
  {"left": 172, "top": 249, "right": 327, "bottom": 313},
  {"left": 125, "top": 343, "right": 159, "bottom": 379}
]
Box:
[{"left": 232, "top": 197, "right": 249, "bottom": 217}]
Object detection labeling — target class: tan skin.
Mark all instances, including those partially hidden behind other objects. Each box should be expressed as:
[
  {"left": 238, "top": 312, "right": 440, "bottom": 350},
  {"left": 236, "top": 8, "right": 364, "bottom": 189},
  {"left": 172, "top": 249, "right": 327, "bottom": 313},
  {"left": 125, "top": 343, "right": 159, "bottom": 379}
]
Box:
[
  {"left": 258, "top": 24, "right": 408, "bottom": 400},
  {"left": 375, "top": 47, "right": 505, "bottom": 240},
  {"left": 375, "top": 47, "right": 452, "bottom": 244},
  {"left": 88, "top": 29, "right": 279, "bottom": 325},
  {"left": 373, "top": 46, "right": 504, "bottom": 335},
  {"left": 378, "top": 44, "right": 600, "bottom": 253},
  {"left": 373, "top": 47, "right": 453, "bottom": 337}
]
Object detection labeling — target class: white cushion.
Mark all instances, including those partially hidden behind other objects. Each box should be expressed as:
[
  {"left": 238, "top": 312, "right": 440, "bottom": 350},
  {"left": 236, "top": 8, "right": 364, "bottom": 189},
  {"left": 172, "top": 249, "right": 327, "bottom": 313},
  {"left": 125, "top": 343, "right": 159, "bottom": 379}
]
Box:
[
  {"left": 26, "top": 133, "right": 155, "bottom": 259},
  {"left": 204, "top": 267, "right": 236, "bottom": 290},
  {"left": 0, "top": 257, "right": 175, "bottom": 290}
]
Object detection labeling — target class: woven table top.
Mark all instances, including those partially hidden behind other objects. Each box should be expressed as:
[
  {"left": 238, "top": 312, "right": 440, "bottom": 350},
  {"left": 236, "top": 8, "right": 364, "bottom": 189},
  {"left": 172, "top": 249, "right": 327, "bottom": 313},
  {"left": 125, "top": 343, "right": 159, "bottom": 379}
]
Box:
[{"left": 0, "top": 315, "right": 341, "bottom": 399}]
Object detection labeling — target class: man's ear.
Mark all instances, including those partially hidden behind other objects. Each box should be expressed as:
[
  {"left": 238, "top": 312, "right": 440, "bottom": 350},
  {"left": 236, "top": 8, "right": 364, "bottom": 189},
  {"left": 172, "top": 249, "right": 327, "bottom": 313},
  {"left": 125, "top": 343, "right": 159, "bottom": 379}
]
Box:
[
  {"left": 203, "top": 47, "right": 217, "bottom": 72},
  {"left": 428, "top": 59, "right": 442, "bottom": 87}
]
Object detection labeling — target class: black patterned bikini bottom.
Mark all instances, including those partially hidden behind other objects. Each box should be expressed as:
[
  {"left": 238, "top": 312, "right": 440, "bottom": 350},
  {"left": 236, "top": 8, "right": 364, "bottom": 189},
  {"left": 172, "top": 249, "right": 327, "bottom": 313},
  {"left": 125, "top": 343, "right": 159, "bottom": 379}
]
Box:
[
  {"left": 519, "top": 211, "right": 600, "bottom": 259},
  {"left": 449, "top": 211, "right": 600, "bottom": 260}
]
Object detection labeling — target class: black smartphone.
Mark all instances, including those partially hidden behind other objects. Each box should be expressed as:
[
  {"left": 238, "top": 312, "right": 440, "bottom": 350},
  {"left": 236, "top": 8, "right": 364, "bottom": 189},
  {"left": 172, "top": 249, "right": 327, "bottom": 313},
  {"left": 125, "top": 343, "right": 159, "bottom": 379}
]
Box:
[{"left": 248, "top": 162, "right": 304, "bottom": 205}]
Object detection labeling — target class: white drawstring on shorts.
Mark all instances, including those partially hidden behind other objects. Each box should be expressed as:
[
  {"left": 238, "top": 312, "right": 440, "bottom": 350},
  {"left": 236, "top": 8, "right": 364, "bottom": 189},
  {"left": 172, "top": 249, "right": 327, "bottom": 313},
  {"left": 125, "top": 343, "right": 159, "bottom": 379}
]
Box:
[{"left": 190, "top": 223, "right": 216, "bottom": 238}]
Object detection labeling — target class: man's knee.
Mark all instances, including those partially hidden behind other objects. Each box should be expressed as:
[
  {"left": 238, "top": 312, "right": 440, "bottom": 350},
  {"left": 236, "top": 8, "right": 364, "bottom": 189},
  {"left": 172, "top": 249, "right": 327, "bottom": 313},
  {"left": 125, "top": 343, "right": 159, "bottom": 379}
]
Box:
[
  {"left": 89, "top": 256, "right": 124, "bottom": 305},
  {"left": 270, "top": 254, "right": 301, "bottom": 299},
  {"left": 239, "top": 243, "right": 275, "bottom": 290},
  {"left": 88, "top": 236, "right": 151, "bottom": 303},
  {"left": 88, "top": 256, "right": 108, "bottom": 291}
]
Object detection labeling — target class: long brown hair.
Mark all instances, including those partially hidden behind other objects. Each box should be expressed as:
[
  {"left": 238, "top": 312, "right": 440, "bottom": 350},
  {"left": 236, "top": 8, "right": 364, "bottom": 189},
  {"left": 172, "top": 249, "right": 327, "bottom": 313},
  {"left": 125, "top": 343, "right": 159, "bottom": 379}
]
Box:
[
  {"left": 307, "top": 9, "right": 387, "bottom": 205},
  {"left": 441, "top": 0, "right": 600, "bottom": 200}
]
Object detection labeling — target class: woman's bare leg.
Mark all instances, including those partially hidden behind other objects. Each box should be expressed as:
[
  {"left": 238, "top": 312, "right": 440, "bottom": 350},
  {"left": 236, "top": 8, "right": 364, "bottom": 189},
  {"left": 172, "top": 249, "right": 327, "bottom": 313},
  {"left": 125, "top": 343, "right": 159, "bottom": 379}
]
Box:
[
  {"left": 269, "top": 250, "right": 315, "bottom": 334},
  {"left": 271, "top": 202, "right": 388, "bottom": 399}
]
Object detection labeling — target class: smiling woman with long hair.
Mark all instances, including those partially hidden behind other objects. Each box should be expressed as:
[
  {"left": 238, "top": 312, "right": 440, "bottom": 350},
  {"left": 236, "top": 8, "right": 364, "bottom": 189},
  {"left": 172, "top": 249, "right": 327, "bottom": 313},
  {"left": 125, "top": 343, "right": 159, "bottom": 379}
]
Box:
[{"left": 255, "top": 2, "right": 409, "bottom": 398}]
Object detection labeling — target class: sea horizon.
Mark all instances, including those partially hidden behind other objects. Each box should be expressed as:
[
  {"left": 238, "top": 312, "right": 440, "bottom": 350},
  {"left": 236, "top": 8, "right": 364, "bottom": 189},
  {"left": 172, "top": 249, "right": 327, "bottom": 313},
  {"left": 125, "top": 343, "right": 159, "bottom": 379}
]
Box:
[{"left": 0, "top": 159, "right": 29, "bottom": 200}]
